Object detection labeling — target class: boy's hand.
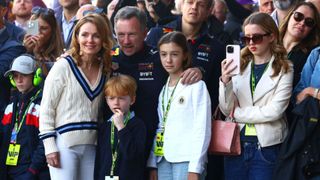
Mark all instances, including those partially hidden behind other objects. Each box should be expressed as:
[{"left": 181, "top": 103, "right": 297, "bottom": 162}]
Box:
[
  {"left": 46, "top": 152, "right": 61, "bottom": 168},
  {"left": 149, "top": 169, "right": 158, "bottom": 180},
  {"left": 112, "top": 109, "right": 125, "bottom": 130},
  {"left": 188, "top": 172, "right": 200, "bottom": 180}
]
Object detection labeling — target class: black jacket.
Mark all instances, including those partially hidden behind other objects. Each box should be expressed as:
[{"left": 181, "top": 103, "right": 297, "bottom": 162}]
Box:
[
  {"left": 273, "top": 97, "right": 320, "bottom": 180},
  {"left": 94, "top": 114, "right": 146, "bottom": 180},
  {"left": 0, "top": 88, "right": 49, "bottom": 179}
]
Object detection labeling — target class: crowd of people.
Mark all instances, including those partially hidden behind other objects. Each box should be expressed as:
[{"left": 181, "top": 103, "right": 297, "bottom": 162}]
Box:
[{"left": 0, "top": 0, "right": 320, "bottom": 179}]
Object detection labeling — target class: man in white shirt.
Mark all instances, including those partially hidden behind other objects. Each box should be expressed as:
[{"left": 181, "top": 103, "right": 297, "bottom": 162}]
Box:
[
  {"left": 12, "top": 0, "right": 33, "bottom": 30},
  {"left": 56, "top": 0, "right": 79, "bottom": 49}
]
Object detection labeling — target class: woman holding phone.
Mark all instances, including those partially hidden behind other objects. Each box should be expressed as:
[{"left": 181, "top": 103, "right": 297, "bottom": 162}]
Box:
[
  {"left": 219, "top": 12, "right": 293, "bottom": 180},
  {"left": 23, "top": 6, "right": 64, "bottom": 76}
]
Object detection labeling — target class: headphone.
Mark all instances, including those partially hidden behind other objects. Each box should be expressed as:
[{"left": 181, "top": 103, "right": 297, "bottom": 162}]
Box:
[
  {"left": 9, "top": 68, "right": 43, "bottom": 87},
  {"left": 8, "top": 54, "right": 43, "bottom": 88}
]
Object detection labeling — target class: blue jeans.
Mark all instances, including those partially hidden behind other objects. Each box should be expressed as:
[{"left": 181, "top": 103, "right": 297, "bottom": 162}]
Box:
[
  {"left": 224, "top": 142, "right": 280, "bottom": 180},
  {"left": 157, "top": 158, "right": 206, "bottom": 180}
]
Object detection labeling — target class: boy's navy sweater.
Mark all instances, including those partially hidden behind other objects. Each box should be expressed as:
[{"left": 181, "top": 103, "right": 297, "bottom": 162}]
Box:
[
  {"left": 0, "top": 88, "right": 49, "bottom": 179},
  {"left": 94, "top": 114, "right": 147, "bottom": 180}
]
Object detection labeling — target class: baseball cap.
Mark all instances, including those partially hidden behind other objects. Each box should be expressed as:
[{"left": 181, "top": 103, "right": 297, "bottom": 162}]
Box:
[
  {"left": 0, "top": 0, "right": 7, "bottom": 7},
  {"left": 4, "top": 55, "right": 37, "bottom": 77}
]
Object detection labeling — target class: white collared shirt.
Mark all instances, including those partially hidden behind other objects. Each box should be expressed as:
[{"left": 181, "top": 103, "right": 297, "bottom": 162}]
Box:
[{"left": 61, "top": 12, "right": 76, "bottom": 44}]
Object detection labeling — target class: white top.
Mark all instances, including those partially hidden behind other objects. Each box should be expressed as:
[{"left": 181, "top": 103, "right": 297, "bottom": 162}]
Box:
[
  {"left": 219, "top": 58, "right": 293, "bottom": 147},
  {"left": 39, "top": 56, "right": 106, "bottom": 155},
  {"left": 147, "top": 79, "right": 211, "bottom": 174}
]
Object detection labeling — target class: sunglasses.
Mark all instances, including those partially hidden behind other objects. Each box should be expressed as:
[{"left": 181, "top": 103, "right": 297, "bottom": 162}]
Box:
[
  {"left": 293, "top": 11, "right": 315, "bottom": 28},
  {"left": 31, "top": 6, "right": 54, "bottom": 16},
  {"left": 83, "top": 8, "right": 104, "bottom": 16},
  {"left": 241, "top": 33, "right": 270, "bottom": 45}
]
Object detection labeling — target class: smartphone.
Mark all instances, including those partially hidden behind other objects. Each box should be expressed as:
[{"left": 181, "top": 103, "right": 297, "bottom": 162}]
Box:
[
  {"left": 26, "top": 20, "right": 39, "bottom": 36},
  {"left": 226, "top": 45, "right": 240, "bottom": 75}
]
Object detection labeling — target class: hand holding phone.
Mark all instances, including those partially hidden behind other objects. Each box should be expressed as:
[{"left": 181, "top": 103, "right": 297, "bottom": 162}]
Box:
[
  {"left": 226, "top": 45, "right": 240, "bottom": 75},
  {"left": 26, "top": 20, "right": 39, "bottom": 36}
]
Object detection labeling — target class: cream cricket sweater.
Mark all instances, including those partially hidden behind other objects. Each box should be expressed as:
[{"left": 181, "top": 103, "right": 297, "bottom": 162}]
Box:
[{"left": 39, "top": 56, "right": 106, "bottom": 155}]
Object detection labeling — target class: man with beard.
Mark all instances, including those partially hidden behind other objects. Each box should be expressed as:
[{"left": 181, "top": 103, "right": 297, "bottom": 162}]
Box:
[
  {"left": 271, "top": 0, "right": 299, "bottom": 27},
  {"left": 11, "top": 0, "right": 33, "bottom": 30}
]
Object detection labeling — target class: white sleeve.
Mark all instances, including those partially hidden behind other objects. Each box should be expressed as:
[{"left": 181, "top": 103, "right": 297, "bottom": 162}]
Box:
[
  {"left": 188, "top": 81, "right": 212, "bottom": 173},
  {"left": 39, "top": 59, "right": 67, "bottom": 155}
]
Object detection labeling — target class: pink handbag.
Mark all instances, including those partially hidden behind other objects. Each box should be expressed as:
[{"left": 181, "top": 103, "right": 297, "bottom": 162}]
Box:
[{"left": 208, "top": 106, "right": 241, "bottom": 156}]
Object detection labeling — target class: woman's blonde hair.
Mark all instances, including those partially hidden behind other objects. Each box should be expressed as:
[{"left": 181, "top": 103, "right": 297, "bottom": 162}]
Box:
[
  {"left": 68, "top": 13, "right": 113, "bottom": 74},
  {"left": 241, "top": 12, "right": 290, "bottom": 77}
]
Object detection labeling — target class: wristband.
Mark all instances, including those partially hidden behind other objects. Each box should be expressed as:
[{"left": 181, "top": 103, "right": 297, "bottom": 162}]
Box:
[{"left": 313, "top": 88, "right": 319, "bottom": 98}]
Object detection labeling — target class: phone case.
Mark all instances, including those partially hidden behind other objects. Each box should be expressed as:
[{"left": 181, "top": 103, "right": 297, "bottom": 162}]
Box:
[
  {"left": 226, "top": 45, "right": 240, "bottom": 75},
  {"left": 26, "top": 20, "right": 39, "bottom": 36}
]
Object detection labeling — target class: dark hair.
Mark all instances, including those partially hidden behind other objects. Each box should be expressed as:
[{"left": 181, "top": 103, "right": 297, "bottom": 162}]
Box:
[
  {"left": 114, "top": 6, "right": 147, "bottom": 31},
  {"left": 241, "top": 12, "right": 290, "bottom": 76},
  {"left": 31, "top": 7, "right": 64, "bottom": 60},
  {"left": 158, "top": 31, "right": 192, "bottom": 70},
  {"left": 279, "top": 2, "right": 320, "bottom": 53}
]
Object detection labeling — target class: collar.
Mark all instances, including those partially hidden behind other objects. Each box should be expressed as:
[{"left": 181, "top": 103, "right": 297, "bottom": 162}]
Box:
[
  {"left": 165, "top": 16, "right": 209, "bottom": 41},
  {"left": 62, "top": 11, "right": 76, "bottom": 24},
  {"left": 118, "top": 43, "right": 156, "bottom": 60}
]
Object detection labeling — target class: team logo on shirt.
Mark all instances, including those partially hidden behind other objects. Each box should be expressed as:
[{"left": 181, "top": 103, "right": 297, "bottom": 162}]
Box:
[
  {"left": 197, "top": 44, "right": 211, "bottom": 62},
  {"left": 112, "top": 62, "right": 119, "bottom": 71},
  {"left": 162, "top": 27, "right": 174, "bottom": 34},
  {"left": 111, "top": 48, "right": 119, "bottom": 56},
  {"left": 138, "top": 63, "right": 154, "bottom": 81},
  {"left": 179, "top": 96, "right": 185, "bottom": 104},
  {"left": 138, "top": 63, "right": 154, "bottom": 71}
]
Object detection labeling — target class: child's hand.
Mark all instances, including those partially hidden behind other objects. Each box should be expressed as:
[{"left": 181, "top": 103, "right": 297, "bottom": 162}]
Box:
[
  {"left": 188, "top": 172, "right": 199, "bottom": 180},
  {"left": 112, "top": 109, "right": 125, "bottom": 130}
]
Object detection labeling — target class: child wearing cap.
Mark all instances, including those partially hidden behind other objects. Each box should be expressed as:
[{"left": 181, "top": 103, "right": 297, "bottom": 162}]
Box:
[
  {"left": 0, "top": 54, "right": 49, "bottom": 179},
  {"left": 94, "top": 75, "right": 146, "bottom": 180}
]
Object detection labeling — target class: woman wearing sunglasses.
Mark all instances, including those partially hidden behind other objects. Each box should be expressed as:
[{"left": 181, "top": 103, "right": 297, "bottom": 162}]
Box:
[
  {"left": 23, "top": 6, "right": 64, "bottom": 76},
  {"left": 219, "top": 12, "right": 293, "bottom": 180},
  {"left": 279, "top": 2, "right": 320, "bottom": 88}
]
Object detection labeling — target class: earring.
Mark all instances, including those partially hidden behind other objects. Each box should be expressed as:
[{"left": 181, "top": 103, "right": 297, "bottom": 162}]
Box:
[{"left": 79, "top": 50, "right": 83, "bottom": 56}]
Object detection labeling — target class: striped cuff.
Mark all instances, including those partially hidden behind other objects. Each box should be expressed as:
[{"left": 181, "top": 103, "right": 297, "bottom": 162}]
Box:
[{"left": 43, "top": 137, "right": 58, "bottom": 155}]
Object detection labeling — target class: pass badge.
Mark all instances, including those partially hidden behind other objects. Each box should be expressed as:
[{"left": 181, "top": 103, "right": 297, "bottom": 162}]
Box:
[
  {"left": 154, "top": 132, "right": 164, "bottom": 156},
  {"left": 105, "top": 176, "right": 119, "bottom": 180},
  {"left": 6, "top": 144, "right": 20, "bottom": 166},
  {"left": 245, "top": 124, "right": 257, "bottom": 136}
]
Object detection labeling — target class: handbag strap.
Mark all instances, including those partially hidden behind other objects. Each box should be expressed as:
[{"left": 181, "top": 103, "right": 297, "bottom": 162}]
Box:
[
  {"left": 225, "top": 102, "right": 236, "bottom": 122},
  {"left": 213, "top": 106, "right": 222, "bottom": 120}
]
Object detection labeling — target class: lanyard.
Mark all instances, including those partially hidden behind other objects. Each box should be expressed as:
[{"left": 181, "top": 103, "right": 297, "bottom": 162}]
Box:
[
  {"left": 110, "top": 112, "right": 131, "bottom": 176},
  {"left": 250, "top": 61, "right": 270, "bottom": 96},
  {"left": 12, "top": 90, "right": 41, "bottom": 143},
  {"left": 161, "top": 77, "right": 180, "bottom": 128}
]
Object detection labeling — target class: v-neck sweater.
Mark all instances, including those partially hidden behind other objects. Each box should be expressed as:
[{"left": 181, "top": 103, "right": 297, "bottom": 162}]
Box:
[{"left": 39, "top": 56, "right": 106, "bottom": 155}]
